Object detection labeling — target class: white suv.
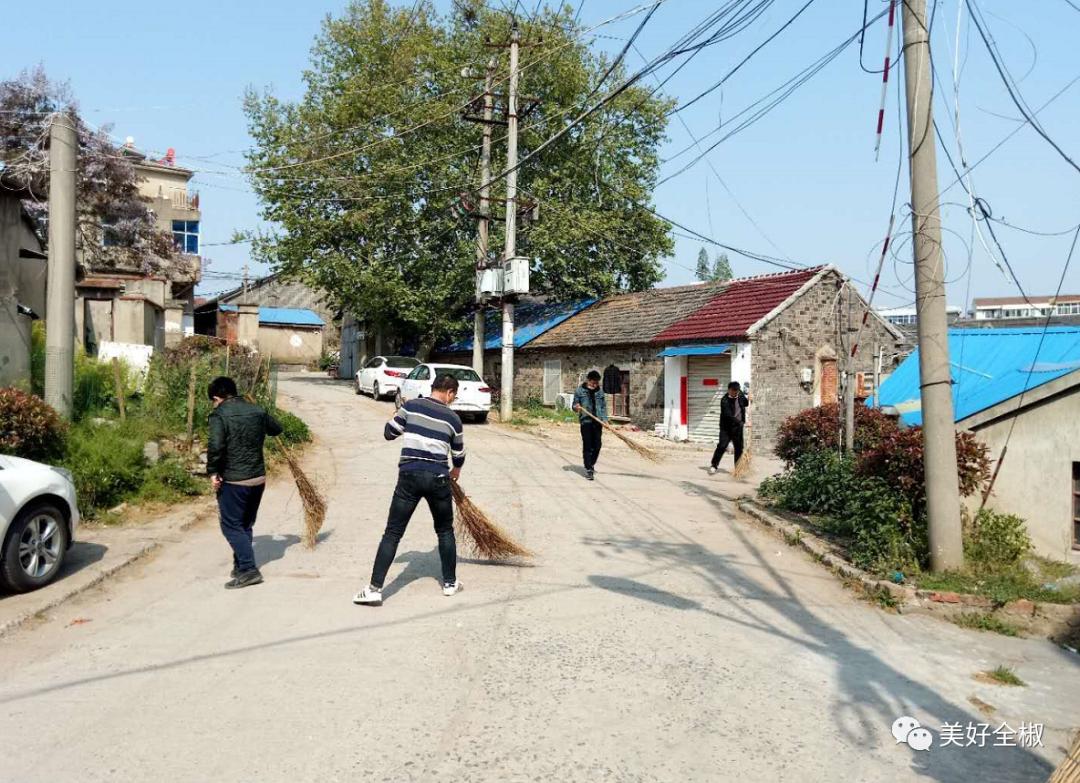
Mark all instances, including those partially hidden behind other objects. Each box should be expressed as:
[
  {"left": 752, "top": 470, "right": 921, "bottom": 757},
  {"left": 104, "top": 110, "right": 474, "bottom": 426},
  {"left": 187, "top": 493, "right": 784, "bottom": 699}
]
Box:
[{"left": 0, "top": 455, "right": 80, "bottom": 593}]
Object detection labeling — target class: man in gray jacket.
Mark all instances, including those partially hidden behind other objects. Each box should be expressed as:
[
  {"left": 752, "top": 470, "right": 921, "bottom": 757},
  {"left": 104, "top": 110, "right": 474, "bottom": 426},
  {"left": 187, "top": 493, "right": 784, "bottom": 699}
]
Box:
[
  {"left": 207, "top": 376, "right": 282, "bottom": 589},
  {"left": 573, "top": 370, "right": 608, "bottom": 481}
]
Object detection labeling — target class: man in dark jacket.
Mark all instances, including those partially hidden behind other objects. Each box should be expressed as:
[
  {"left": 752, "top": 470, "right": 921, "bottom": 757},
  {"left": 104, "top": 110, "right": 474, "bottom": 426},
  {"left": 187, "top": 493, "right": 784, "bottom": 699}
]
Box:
[
  {"left": 709, "top": 381, "right": 748, "bottom": 475},
  {"left": 206, "top": 376, "right": 283, "bottom": 589},
  {"left": 573, "top": 370, "right": 608, "bottom": 481}
]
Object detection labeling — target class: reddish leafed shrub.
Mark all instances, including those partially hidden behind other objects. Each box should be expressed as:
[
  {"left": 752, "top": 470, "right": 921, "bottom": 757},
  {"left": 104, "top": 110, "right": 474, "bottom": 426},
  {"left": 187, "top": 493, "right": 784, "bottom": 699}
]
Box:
[
  {"left": 855, "top": 427, "right": 990, "bottom": 506},
  {"left": 0, "top": 387, "right": 68, "bottom": 462},
  {"left": 774, "top": 403, "right": 900, "bottom": 465}
]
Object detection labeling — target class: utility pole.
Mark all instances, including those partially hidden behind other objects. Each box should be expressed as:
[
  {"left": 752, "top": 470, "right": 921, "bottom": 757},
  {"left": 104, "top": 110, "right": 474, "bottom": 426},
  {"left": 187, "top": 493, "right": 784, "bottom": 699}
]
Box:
[
  {"left": 873, "top": 345, "right": 882, "bottom": 409},
  {"left": 45, "top": 112, "right": 77, "bottom": 418},
  {"left": 242, "top": 263, "right": 250, "bottom": 299},
  {"left": 499, "top": 22, "right": 520, "bottom": 423},
  {"left": 902, "top": 0, "right": 963, "bottom": 570},
  {"left": 472, "top": 57, "right": 496, "bottom": 377}
]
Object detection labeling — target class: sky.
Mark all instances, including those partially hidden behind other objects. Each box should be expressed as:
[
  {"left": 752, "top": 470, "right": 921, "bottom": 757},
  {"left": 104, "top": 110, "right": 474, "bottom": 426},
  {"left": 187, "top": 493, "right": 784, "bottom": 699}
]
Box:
[{"left": 5, "top": 0, "right": 1079, "bottom": 310}]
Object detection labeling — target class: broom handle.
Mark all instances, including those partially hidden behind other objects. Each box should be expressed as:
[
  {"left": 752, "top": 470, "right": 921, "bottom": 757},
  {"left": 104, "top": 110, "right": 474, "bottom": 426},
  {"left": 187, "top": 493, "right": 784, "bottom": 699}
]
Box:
[{"left": 576, "top": 404, "right": 615, "bottom": 433}]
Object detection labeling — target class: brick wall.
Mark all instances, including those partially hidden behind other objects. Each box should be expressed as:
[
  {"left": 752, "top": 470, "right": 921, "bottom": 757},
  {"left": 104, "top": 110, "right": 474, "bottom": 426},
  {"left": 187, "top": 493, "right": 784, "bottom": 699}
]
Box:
[
  {"left": 436, "top": 346, "right": 666, "bottom": 427},
  {"left": 750, "top": 274, "right": 902, "bottom": 452}
]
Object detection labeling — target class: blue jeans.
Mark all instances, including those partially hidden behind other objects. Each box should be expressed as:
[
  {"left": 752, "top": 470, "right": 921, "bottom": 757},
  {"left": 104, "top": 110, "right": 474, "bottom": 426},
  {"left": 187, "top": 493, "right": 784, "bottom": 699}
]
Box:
[
  {"left": 370, "top": 471, "right": 456, "bottom": 589},
  {"left": 218, "top": 482, "right": 265, "bottom": 573}
]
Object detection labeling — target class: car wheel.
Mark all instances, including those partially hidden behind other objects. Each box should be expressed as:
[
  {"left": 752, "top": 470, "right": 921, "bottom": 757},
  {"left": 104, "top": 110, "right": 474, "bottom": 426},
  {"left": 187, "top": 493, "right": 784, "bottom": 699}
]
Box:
[
  {"left": 395, "top": 391, "right": 403, "bottom": 410},
  {"left": 474, "top": 412, "right": 489, "bottom": 424},
  {"left": 1, "top": 500, "right": 69, "bottom": 593},
  {"left": 373, "top": 381, "right": 381, "bottom": 400}
]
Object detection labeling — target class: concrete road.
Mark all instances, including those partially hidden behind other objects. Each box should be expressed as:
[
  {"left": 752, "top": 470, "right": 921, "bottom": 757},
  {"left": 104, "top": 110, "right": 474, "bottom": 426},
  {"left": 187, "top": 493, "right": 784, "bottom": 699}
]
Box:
[{"left": 1, "top": 374, "right": 1077, "bottom": 783}]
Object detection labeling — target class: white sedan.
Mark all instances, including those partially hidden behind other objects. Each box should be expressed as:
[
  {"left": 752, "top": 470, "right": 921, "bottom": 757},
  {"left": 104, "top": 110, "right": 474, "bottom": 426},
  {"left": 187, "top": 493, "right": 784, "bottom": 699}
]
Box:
[
  {"left": 0, "top": 455, "right": 80, "bottom": 593},
  {"left": 396, "top": 363, "right": 492, "bottom": 422},
  {"left": 355, "top": 355, "right": 421, "bottom": 400}
]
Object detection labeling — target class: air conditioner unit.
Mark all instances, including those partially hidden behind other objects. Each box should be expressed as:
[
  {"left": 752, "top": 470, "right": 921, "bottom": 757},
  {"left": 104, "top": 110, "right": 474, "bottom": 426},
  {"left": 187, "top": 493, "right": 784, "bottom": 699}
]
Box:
[
  {"left": 503, "top": 256, "right": 530, "bottom": 296},
  {"left": 478, "top": 267, "right": 503, "bottom": 298}
]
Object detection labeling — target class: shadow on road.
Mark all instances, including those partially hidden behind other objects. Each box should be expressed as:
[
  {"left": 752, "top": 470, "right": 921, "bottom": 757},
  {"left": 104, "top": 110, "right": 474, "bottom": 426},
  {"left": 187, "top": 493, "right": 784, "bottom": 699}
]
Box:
[
  {"left": 0, "top": 541, "right": 108, "bottom": 600},
  {"left": 583, "top": 477, "right": 1062, "bottom": 783},
  {"left": 253, "top": 530, "right": 332, "bottom": 568}
]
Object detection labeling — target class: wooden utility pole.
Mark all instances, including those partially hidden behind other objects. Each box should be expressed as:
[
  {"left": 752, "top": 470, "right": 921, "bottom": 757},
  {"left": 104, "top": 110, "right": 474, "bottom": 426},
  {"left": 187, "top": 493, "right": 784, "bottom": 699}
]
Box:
[
  {"left": 471, "top": 57, "right": 497, "bottom": 377},
  {"left": 499, "top": 22, "right": 520, "bottom": 422},
  {"left": 902, "top": 0, "right": 963, "bottom": 570},
  {"left": 44, "top": 113, "right": 77, "bottom": 418}
]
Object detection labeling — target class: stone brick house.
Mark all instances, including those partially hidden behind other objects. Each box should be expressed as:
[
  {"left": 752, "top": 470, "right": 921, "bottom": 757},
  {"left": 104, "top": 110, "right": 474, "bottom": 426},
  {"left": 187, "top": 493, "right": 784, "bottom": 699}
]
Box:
[
  {"left": 511, "top": 266, "right": 902, "bottom": 451},
  {"left": 513, "top": 283, "right": 727, "bottom": 424},
  {"left": 653, "top": 266, "right": 903, "bottom": 449}
]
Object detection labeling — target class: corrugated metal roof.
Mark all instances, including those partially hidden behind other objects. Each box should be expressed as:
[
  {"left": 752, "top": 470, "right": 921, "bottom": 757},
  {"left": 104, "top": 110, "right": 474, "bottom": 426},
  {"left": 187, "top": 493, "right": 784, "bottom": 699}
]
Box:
[
  {"left": 217, "top": 304, "right": 325, "bottom": 327},
  {"left": 443, "top": 299, "right": 596, "bottom": 352},
  {"left": 652, "top": 267, "right": 824, "bottom": 343},
  {"left": 875, "top": 327, "right": 1080, "bottom": 425}
]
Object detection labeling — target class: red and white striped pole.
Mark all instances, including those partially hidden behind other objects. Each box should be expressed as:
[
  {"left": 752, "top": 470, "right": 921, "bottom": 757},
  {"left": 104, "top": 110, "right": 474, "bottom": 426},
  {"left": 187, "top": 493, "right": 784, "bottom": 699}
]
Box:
[
  {"left": 873, "top": 0, "right": 898, "bottom": 160},
  {"left": 851, "top": 213, "right": 895, "bottom": 360}
]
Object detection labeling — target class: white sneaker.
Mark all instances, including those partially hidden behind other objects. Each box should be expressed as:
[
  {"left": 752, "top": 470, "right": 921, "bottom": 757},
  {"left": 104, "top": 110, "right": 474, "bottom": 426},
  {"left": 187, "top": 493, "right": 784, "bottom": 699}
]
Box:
[
  {"left": 442, "top": 580, "right": 463, "bottom": 597},
  {"left": 353, "top": 585, "right": 383, "bottom": 606},
  {"left": 708, "top": 466, "right": 717, "bottom": 476}
]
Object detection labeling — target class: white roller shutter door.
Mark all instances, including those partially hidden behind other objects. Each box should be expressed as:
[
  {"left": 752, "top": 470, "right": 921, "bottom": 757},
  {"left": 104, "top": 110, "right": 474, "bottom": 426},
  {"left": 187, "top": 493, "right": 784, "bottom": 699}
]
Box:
[{"left": 688, "top": 354, "right": 731, "bottom": 443}]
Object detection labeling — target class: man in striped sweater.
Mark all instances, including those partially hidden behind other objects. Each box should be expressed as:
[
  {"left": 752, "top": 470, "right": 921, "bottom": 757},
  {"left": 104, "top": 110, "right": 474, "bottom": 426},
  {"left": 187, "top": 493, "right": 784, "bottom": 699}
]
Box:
[{"left": 353, "top": 373, "right": 465, "bottom": 606}]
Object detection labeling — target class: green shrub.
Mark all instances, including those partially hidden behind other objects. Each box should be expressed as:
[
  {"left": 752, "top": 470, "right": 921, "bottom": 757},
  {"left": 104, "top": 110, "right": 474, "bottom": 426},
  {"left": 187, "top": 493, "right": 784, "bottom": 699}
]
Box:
[
  {"left": 843, "top": 478, "right": 925, "bottom": 574},
  {"left": 63, "top": 421, "right": 146, "bottom": 513},
  {"left": 965, "top": 509, "right": 1032, "bottom": 572},
  {"left": 773, "top": 403, "right": 899, "bottom": 465},
  {"left": 759, "top": 450, "right": 858, "bottom": 519},
  {"left": 272, "top": 408, "right": 311, "bottom": 445},
  {"left": 138, "top": 458, "right": 205, "bottom": 503},
  {"left": 0, "top": 387, "right": 67, "bottom": 462}
]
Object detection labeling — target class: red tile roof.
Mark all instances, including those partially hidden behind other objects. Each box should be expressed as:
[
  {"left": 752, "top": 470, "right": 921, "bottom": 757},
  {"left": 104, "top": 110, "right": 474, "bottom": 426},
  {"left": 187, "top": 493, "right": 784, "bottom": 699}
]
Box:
[{"left": 652, "top": 267, "right": 826, "bottom": 343}]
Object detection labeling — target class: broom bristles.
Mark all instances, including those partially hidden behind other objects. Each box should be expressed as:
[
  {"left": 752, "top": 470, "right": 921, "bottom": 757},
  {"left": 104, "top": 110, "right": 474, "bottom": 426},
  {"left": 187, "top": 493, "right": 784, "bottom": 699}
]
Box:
[
  {"left": 578, "top": 407, "right": 663, "bottom": 463},
  {"left": 282, "top": 446, "right": 327, "bottom": 549},
  {"left": 731, "top": 424, "right": 752, "bottom": 479},
  {"left": 451, "top": 482, "right": 532, "bottom": 560}
]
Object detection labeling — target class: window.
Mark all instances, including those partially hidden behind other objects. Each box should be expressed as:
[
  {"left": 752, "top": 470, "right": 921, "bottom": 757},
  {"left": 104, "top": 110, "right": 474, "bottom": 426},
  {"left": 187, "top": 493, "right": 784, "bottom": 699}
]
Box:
[
  {"left": 385, "top": 356, "right": 420, "bottom": 369},
  {"left": 172, "top": 220, "right": 199, "bottom": 254},
  {"left": 415, "top": 366, "right": 431, "bottom": 381},
  {"left": 1074, "top": 463, "right": 1080, "bottom": 551},
  {"left": 407, "top": 366, "right": 423, "bottom": 380},
  {"left": 435, "top": 367, "right": 481, "bottom": 382},
  {"left": 365, "top": 358, "right": 383, "bottom": 369}
]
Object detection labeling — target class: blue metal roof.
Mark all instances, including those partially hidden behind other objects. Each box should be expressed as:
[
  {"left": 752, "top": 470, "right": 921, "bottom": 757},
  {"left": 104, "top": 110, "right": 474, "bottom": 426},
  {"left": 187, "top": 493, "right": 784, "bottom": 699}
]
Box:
[
  {"left": 656, "top": 343, "right": 731, "bottom": 358},
  {"left": 442, "top": 299, "right": 596, "bottom": 353},
  {"left": 217, "top": 304, "right": 325, "bottom": 327},
  {"left": 874, "top": 327, "right": 1080, "bottom": 425}
]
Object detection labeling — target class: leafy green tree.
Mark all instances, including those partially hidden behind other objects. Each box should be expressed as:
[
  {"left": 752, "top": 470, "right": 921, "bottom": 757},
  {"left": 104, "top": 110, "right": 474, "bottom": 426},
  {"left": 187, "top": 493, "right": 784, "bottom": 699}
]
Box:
[
  {"left": 244, "top": 0, "right": 673, "bottom": 353},
  {"left": 695, "top": 246, "right": 710, "bottom": 282},
  {"left": 712, "top": 251, "right": 732, "bottom": 281}
]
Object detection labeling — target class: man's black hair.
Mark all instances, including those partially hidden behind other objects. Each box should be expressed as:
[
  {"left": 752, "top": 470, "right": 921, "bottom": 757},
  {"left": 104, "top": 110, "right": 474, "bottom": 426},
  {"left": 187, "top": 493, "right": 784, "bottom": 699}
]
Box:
[
  {"left": 728, "top": 381, "right": 742, "bottom": 391},
  {"left": 586, "top": 370, "right": 601, "bottom": 382},
  {"left": 432, "top": 373, "right": 460, "bottom": 393},
  {"left": 208, "top": 376, "right": 239, "bottom": 401}
]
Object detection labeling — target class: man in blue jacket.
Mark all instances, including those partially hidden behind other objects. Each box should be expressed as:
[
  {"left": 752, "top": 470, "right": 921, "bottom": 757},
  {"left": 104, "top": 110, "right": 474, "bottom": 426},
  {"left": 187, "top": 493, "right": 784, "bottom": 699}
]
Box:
[{"left": 573, "top": 370, "right": 608, "bottom": 481}]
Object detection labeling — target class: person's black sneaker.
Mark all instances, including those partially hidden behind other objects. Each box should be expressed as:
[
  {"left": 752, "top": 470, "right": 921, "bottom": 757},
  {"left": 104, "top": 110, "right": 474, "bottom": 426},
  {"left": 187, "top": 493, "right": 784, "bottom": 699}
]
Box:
[
  {"left": 225, "top": 569, "right": 263, "bottom": 589},
  {"left": 586, "top": 469, "right": 595, "bottom": 481},
  {"left": 230, "top": 567, "right": 240, "bottom": 579}
]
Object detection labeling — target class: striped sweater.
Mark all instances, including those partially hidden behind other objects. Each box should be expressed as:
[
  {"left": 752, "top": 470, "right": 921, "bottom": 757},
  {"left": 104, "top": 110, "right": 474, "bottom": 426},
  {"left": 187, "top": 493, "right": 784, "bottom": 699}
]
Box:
[{"left": 384, "top": 397, "right": 466, "bottom": 475}]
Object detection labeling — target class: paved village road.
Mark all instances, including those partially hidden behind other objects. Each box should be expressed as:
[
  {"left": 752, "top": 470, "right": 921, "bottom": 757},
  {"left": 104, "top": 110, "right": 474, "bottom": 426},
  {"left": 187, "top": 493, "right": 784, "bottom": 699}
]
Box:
[{"left": 1, "top": 374, "right": 1078, "bottom": 783}]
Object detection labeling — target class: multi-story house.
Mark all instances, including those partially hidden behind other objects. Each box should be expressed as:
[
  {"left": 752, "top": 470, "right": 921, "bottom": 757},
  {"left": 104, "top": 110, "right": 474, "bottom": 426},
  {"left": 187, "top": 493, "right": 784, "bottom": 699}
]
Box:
[{"left": 75, "top": 140, "right": 202, "bottom": 354}]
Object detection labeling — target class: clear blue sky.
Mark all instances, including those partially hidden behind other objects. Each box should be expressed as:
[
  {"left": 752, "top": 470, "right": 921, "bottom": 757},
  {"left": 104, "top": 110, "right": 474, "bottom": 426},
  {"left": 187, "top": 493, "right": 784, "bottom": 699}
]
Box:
[{"left": 7, "top": 0, "right": 1079, "bottom": 307}]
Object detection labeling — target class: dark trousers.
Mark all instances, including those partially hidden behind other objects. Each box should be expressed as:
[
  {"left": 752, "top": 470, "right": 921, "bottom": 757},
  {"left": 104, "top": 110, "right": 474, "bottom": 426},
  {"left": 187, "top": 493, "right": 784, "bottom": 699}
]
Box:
[
  {"left": 370, "top": 470, "right": 456, "bottom": 589},
  {"left": 218, "top": 482, "right": 266, "bottom": 573},
  {"left": 711, "top": 426, "right": 744, "bottom": 469},
  {"left": 581, "top": 421, "right": 603, "bottom": 471}
]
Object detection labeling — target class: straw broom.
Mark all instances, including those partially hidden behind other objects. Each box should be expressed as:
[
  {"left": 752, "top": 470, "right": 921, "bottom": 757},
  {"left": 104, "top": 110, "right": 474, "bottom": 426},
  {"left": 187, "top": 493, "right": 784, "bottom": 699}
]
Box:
[
  {"left": 576, "top": 406, "right": 663, "bottom": 463},
  {"left": 1049, "top": 731, "right": 1080, "bottom": 783},
  {"left": 731, "top": 392, "right": 753, "bottom": 479},
  {"left": 451, "top": 481, "right": 532, "bottom": 560}
]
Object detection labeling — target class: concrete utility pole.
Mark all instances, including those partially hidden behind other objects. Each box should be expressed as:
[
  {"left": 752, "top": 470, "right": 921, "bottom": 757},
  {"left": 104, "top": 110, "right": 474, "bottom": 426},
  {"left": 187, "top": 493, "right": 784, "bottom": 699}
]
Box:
[
  {"left": 901, "top": 0, "right": 964, "bottom": 570},
  {"left": 499, "top": 22, "right": 520, "bottom": 423},
  {"left": 45, "top": 112, "right": 77, "bottom": 418},
  {"left": 472, "top": 57, "right": 496, "bottom": 377}
]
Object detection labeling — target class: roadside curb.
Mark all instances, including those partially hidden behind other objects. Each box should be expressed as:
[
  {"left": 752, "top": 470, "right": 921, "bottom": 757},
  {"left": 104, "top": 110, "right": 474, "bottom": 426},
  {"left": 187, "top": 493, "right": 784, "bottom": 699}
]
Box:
[
  {"left": 736, "top": 497, "right": 1080, "bottom": 644},
  {"left": 0, "top": 542, "right": 160, "bottom": 638}
]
